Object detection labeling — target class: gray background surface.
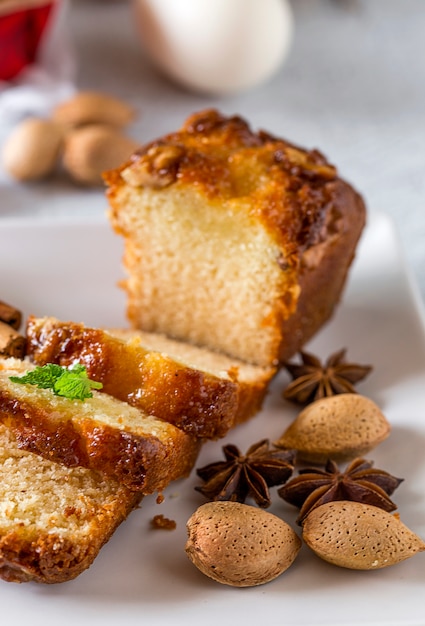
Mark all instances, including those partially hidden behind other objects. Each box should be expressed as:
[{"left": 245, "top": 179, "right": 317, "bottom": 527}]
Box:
[{"left": 1, "top": 0, "right": 424, "bottom": 302}]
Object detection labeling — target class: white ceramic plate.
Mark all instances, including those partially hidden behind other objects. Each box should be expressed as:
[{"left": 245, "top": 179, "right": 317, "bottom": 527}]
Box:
[{"left": 0, "top": 212, "right": 424, "bottom": 626}]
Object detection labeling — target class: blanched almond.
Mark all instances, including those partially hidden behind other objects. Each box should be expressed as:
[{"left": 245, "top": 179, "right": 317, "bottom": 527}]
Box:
[
  {"left": 185, "top": 501, "right": 301, "bottom": 587},
  {"left": 274, "top": 393, "right": 390, "bottom": 463},
  {"left": 302, "top": 500, "right": 425, "bottom": 570},
  {"left": 2, "top": 117, "right": 63, "bottom": 181},
  {"left": 53, "top": 91, "right": 136, "bottom": 129}
]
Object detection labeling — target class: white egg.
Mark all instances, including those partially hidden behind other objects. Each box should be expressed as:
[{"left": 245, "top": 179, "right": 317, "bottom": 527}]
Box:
[{"left": 133, "top": 0, "right": 294, "bottom": 95}]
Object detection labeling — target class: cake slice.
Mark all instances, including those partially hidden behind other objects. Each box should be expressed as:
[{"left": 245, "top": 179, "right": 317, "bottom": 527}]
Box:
[
  {"left": 105, "top": 109, "right": 366, "bottom": 368},
  {"left": 25, "top": 316, "right": 276, "bottom": 439},
  {"left": 0, "top": 423, "right": 142, "bottom": 584},
  {"left": 0, "top": 357, "right": 200, "bottom": 492}
]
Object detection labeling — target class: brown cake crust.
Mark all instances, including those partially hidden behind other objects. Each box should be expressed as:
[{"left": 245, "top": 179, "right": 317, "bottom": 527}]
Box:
[
  {"left": 0, "top": 504, "right": 140, "bottom": 584},
  {"left": 0, "top": 424, "right": 142, "bottom": 584},
  {"left": 106, "top": 109, "right": 363, "bottom": 253},
  {"left": 0, "top": 359, "right": 200, "bottom": 492},
  {"left": 274, "top": 178, "right": 366, "bottom": 361},
  {"left": 105, "top": 109, "right": 366, "bottom": 367},
  {"left": 25, "top": 316, "right": 239, "bottom": 439},
  {"left": 0, "top": 394, "right": 200, "bottom": 493},
  {"left": 25, "top": 317, "right": 276, "bottom": 439}
]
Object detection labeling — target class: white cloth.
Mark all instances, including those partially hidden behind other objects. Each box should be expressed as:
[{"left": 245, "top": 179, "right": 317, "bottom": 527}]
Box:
[{"left": 0, "top": 0, "right": 76, "bottom": 123}]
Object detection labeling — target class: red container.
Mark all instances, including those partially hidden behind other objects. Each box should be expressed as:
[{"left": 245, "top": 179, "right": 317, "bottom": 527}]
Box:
[{"left": 0, "top": 3, "right": 54, "bottom": 81}]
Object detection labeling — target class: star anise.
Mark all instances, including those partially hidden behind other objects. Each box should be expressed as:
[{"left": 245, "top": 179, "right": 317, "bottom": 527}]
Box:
[
  {"left": 283, "top": 348, "right": 372, "bottom": 405},
  {"left": 278, "top": 457, "right": 403, "bottom": 525},
  {"left": 195, "top": 439, "right": 296, "bottom": 508}
]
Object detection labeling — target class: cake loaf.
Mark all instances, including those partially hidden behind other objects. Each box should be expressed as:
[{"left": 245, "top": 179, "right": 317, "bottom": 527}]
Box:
[
  {"left": 25, "top": 316, "right": 276, "bottom": 439},
  {"left": 106, "top": 109, "right": 366, "bottom": 368},
  {"left": 0, "top": 357, "right": 200, "bottom": 492},
  {"left": 0, "top": 423, "right": 141, "bottom": 584}
]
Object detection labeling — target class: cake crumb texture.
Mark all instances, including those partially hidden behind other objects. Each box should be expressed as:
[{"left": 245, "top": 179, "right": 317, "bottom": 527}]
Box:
[
  {"left": 0, "top": 424, "right": 141, "bottom": 584},
  {"left": 106, "top": 109, "right": 366, "bottom": 366}
]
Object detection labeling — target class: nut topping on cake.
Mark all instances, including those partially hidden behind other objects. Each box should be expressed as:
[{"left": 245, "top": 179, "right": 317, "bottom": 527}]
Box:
[
  {"left": 106, "top": 109, "right": 367, "bottom": 367},
  {"left": 121, "top": 144, "right": 185, "bottom": 188},
  {"left": 274, "top": 145, "right": 337, "bottom": 181}
]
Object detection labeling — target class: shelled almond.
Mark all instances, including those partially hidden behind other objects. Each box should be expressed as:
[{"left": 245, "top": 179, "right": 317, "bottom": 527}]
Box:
[
  {"left": 2, "top": 118, "right": 64, "bottom": 181},
  {"left": 63, "top": 125, "right": 139, "bottom": 186},
  {"left": 52, "top": 91, "right": 136, "bottom": 129},
  {"left": 1, "top": 91, "right": 139, "bottom": 187}
]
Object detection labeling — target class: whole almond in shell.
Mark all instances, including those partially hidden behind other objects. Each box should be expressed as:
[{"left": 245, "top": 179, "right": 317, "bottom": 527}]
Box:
[
  {"left": 53, "top": 91, "right": 136, "bottom": 129},
  {"left": 185, "top": 501, "right": 301, "bottom": 587},
  {"left": 274, "top": 393, "right": 390, "bottom": 463},
  {"left": 63, "top": 125, "right": 139, "bottom": 186},
  {"left": 2, "top": 117, "right": 63, "bottom": 181},
  {"left": 302, "top": 500, "right": 425, "bottom": 570}
]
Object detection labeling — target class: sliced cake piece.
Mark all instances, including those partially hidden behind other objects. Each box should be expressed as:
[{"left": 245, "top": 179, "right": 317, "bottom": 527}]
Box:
[
  {"left": 0, "top": 357, "right": 200, "bottom": 492},
  {"left": 0, "top": 423, "right": 142, "bottom": 584},
  {"left": 105, "top": 109, "right": 366, "bottom": 367},
  {"left": 25, "top": 316, "right": 276, "bottom": 439}
]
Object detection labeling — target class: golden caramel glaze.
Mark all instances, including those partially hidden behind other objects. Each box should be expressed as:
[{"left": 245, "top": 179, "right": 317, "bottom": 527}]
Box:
[
  {"left": 105, "top": 108, "right": 353, "bottom": 255},
  {"left": 0, "top": 359, "right": 201, "bottom": 492},
  {"left": 0, "top": 393, "right": 200, "bottom": 492},
  {"left": 25, "top": 316, "right": 240, "bottom": 439},
  {"left": 105, "top": 109, "right": 366, "bottom": 367}
]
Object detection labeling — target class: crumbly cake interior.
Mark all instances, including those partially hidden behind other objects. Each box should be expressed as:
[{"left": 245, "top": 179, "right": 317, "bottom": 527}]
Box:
[
  {"left": 24, "top": 318, "right": 276, "bottom": 439},
  {"left": 112, "top": 328, "right": 275, "bottom": 384},
  {"left": 107, "top": 110, "right": 366, "bottom": 367},
  {"left": 0, "top": 424, "right": 123, "bottom": 534},
  {"left": 116, "top": 186, "right": 297, "bottom": 366}
]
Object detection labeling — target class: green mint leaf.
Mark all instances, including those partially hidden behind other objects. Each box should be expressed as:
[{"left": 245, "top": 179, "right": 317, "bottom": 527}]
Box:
[
  {"left": 53, "top": 365, "right": 103, "bottom": 401},
  {"left": 10, "top": 363, "right": 64, "bottom": 389},
  {"left": 9, "top": 363, "right": 103, "bottom": 401}
]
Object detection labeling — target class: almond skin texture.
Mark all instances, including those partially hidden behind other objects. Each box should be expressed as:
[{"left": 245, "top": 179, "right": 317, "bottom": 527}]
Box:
[
  {"left": 63, "top": 125, "right": 139, "bottom": 186},
  {"left": 185, "top": 501, "right": 301, "bottom": 587},
  {"left": 2, "top": 117, "right": 63, "bottom": 181},
  {"left": 303, "top": 501, "right": 425, "bottom": 570},
  {"left": 275, "top": 393, "right": 390, "bottom": 463},
  {"left": 53, "top": 91, "right": 136, "bottom": 129}
]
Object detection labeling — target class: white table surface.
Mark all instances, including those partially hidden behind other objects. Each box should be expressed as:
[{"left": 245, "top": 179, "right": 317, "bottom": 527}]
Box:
[{"left": 1, "top": 0, "right": 424, "bottom": 302}]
